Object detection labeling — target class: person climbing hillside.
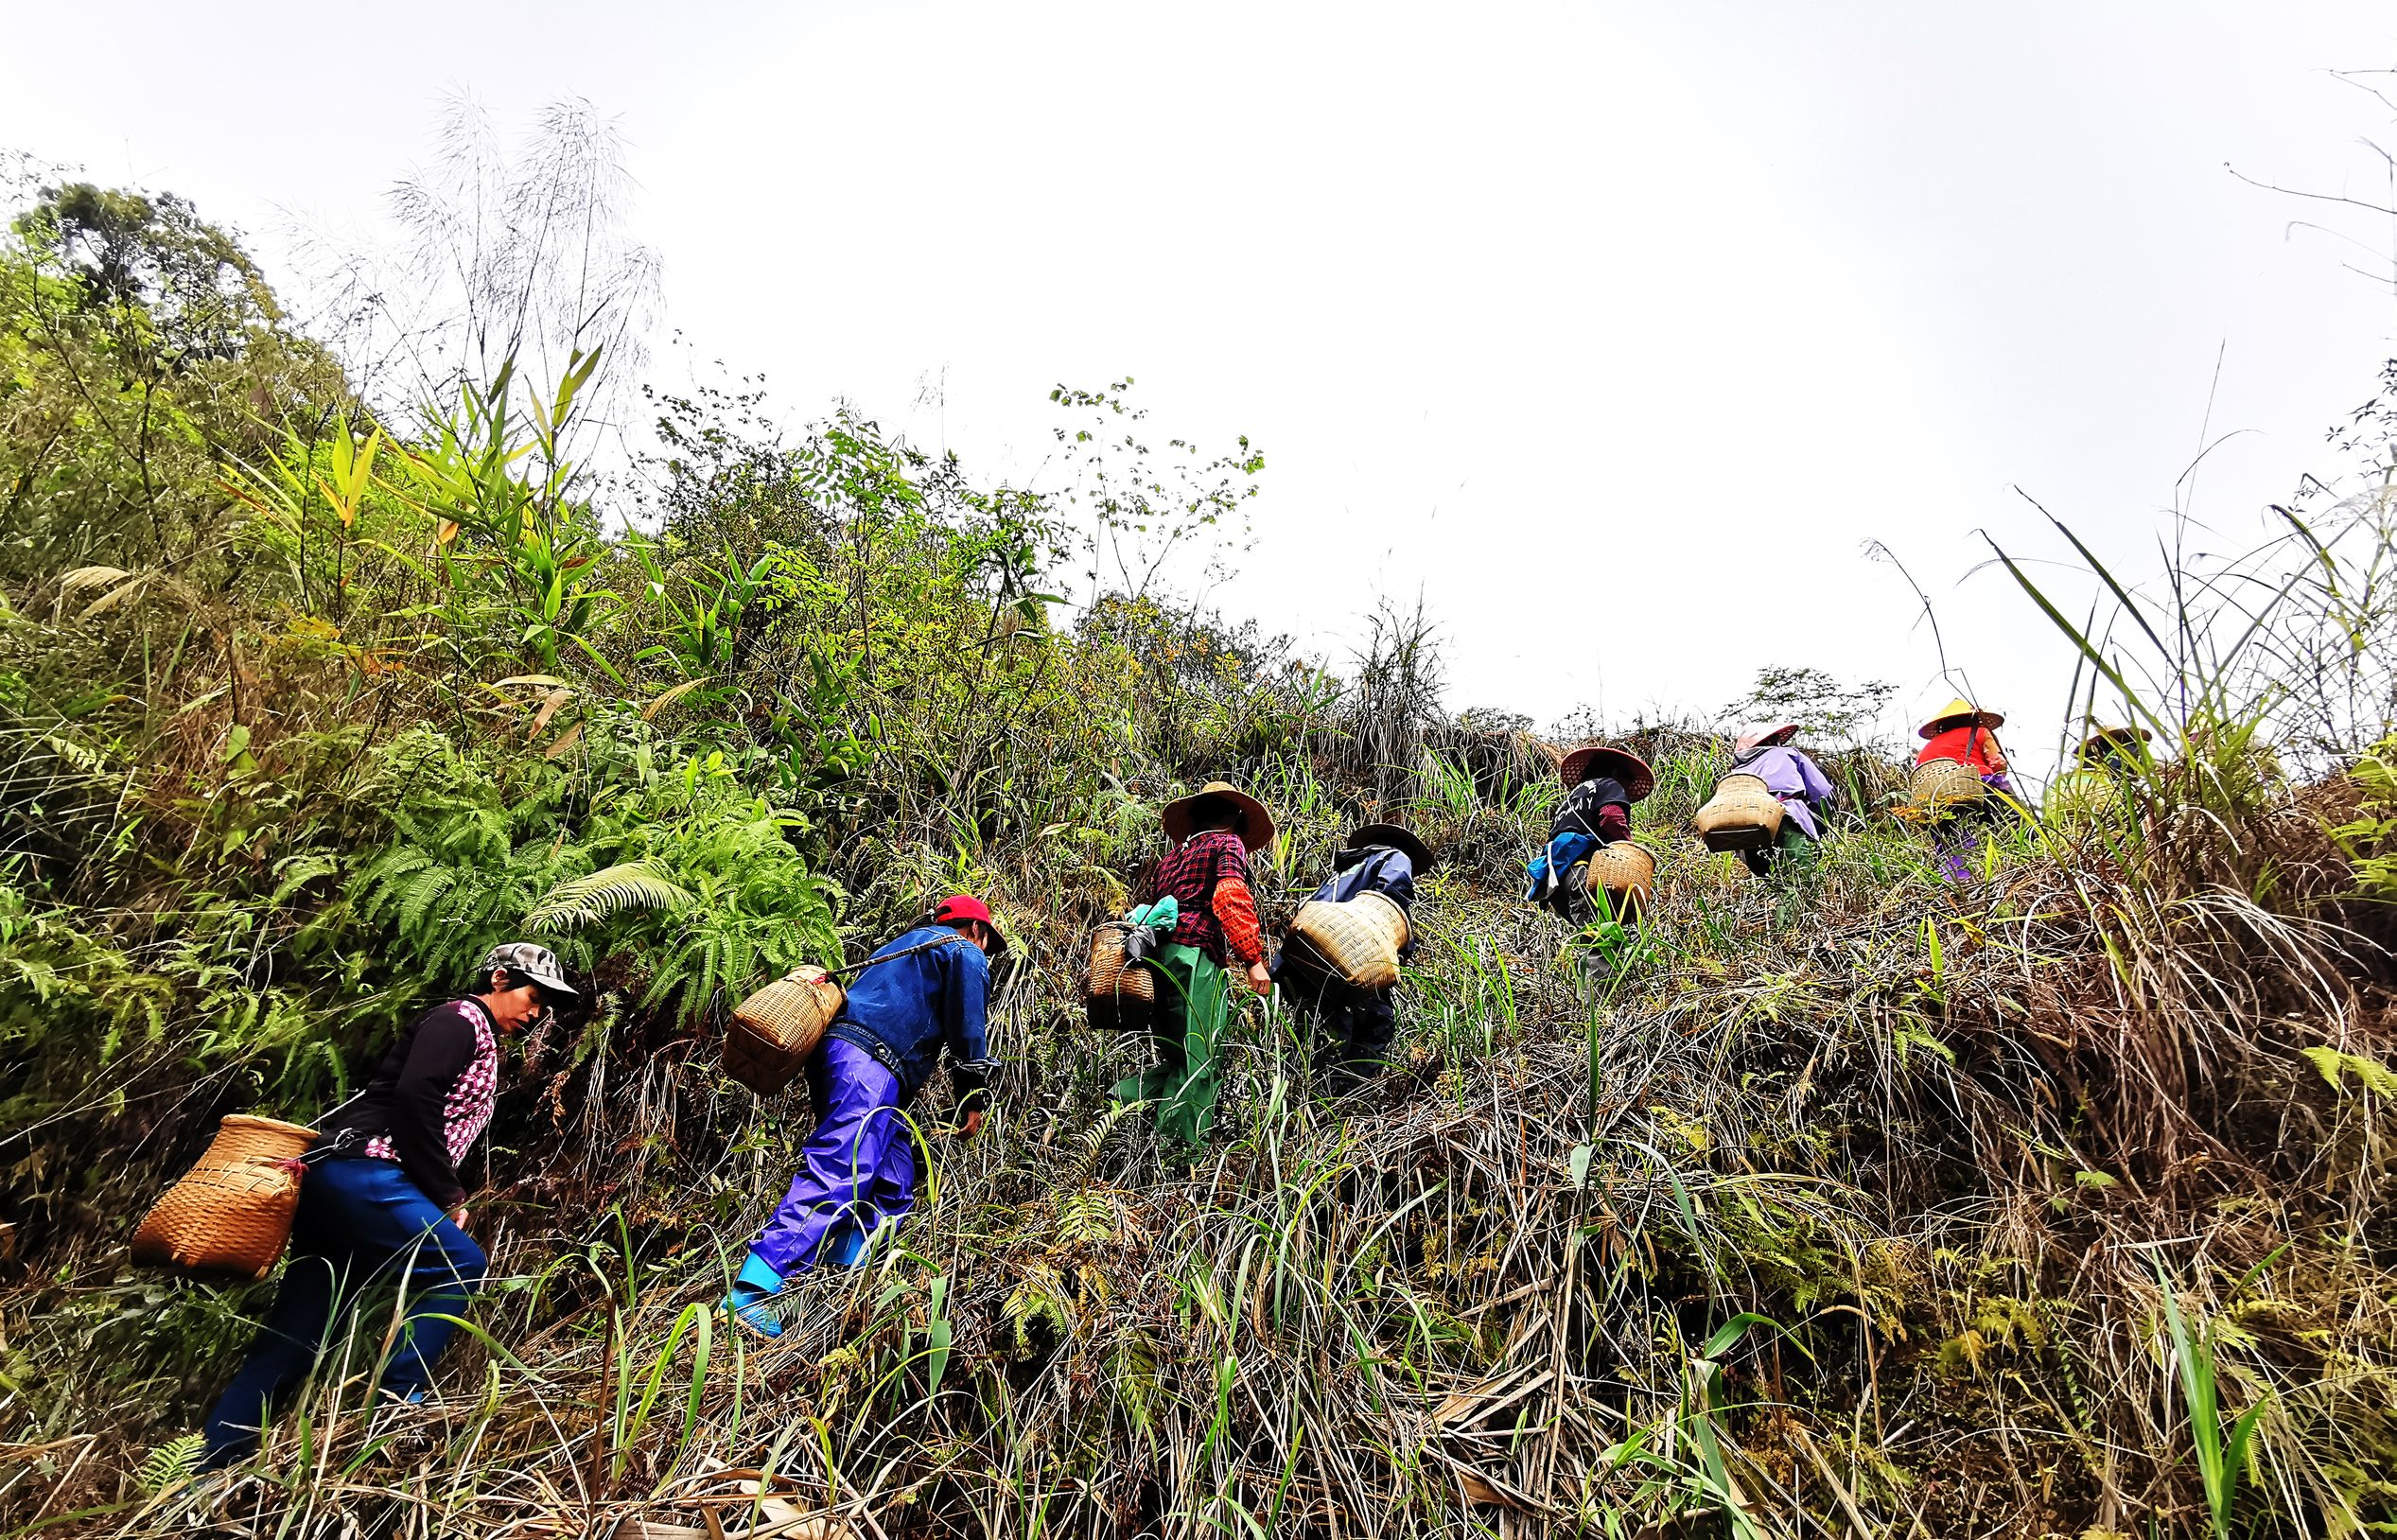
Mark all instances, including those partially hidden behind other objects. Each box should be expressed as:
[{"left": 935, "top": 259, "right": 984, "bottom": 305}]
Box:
[
  {"left": 722, "top": 897, "right": 1001, "bottom": 1338},
  {"left": 1274, "top": 821, "right": 1434, "bottom": 1094},
  {"left": 2077, "top": 723, "right": 2153, "bottom": 775},
  {"left": 2046, "top": 723, "right": 2157, "bottom": 829},
  {"left": 199, "top": 943, "right": 579, "bottom": 1470},
  {"left": 1727, "top": 724, "right": 1839, "bottom": 875},
  {"left": 1113, "top": 782, "right": 1274, "bottom": 1150},
  {"left": 1526, "top": 744, "right": 1652, "bottom": 915},
  {"left": 1915, "top": 697, "right": 2019, "bottom": 881}
]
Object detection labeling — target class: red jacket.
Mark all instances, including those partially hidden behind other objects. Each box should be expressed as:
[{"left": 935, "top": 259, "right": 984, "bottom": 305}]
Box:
[{"left": 1917, "top": 724, "right": 2007, "bottom": 776}]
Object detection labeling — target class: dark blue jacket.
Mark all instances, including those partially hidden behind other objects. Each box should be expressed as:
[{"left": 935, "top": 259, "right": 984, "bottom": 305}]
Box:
[
  {"left": 1301, "top": 846, "right": 1419, "bottom": 960},
  {"left": 824, "top": 925, "right": 994, "bottom": 1111}
]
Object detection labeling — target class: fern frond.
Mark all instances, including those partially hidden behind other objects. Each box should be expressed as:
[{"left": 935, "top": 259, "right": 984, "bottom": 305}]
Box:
[
  {"left": 138, "top": 1432, "right": 205, "bottom": 1494},
  {"left": 524, "top": 862, "right": 694, "bottom": 934},
  {"left": 269, "top": 852, "right": 341, "bottom": 907}
]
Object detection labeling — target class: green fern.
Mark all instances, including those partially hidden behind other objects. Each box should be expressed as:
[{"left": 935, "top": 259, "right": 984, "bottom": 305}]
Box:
[
  {"left": 524, "top": 862, "right": 694, "bottom": 934},
  {"left": 138, "top": 1432, "right": 205, "bottom": 1493}
]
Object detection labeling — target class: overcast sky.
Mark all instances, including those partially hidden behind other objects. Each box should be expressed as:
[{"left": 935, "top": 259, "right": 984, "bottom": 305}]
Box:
[{"left": 7, "top": 3, "right": 2394, "bottom": 773}]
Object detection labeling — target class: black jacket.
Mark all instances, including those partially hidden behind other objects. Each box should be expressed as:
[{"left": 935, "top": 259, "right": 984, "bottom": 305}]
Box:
[{"left": 318, "top": 999, "right": 497, "bottom": 1210}]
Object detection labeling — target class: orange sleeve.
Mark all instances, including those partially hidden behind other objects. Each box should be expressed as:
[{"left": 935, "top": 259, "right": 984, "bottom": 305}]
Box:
[{"left": 1214, "top": 875, "right": 1265, "bottom": 966}]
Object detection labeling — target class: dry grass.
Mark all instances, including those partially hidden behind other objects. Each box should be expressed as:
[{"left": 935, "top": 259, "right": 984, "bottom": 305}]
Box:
[{"left": 12, "top": 734, "right": 2393, "bottom": 1539}]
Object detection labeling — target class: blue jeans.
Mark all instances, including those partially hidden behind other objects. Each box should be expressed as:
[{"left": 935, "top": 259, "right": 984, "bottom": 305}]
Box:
[
  {"left": 748, "top": 1039, "right": 917, "bottom": 1277},
  {"left": 201, "top": 1157, "right": 487, "bottom": 1467}
]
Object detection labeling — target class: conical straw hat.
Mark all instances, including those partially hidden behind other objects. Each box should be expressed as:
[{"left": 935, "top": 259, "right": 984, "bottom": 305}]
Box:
[
  {"left": 1918, "top": 698, "right": 2003, "bottom": 740},
  {"left": 1161, "top": 781, "right": 1275, "bottom": 852},
  {"left": 1556, "top": 744, "right": 1654, "bottom": 802},
  {"left": 2077, "top": 724, "right": 2154, "bottom": 761},
  {"left": 1344, "top": 821, "right": 1435, "bottom": 873}
]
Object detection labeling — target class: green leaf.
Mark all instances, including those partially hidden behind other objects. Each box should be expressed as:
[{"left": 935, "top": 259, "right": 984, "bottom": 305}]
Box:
[{"left": 524, "top": 862, "right": 695, "bottom": 934}]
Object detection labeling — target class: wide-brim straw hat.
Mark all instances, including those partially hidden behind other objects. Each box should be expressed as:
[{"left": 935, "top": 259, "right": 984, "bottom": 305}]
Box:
[
  {"left": 1162, "top": 780, "right": 1276, "bottom": 852},
  {"left": 1918, "top": 697, "right": 2004, "bottom": 740},
  {"left": 1344, "top": 821, "right": 1436, "bottom": 873},
  {"left": 2078, "top": 724, "right": 2154, "bottom": 760},
  {"left": 1556, "top": 743, "right": 1655, "bottom": 803},
  {"left": 1733, "top": 723, "right": 1801, "bottom": 756}
]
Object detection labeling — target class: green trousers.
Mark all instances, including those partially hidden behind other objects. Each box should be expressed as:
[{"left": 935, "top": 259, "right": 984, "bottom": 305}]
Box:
[
  {"left": 1111, "top": 942, "right": 1230, "bottom": 1151},
  {"left": 1741, "top": 821, "right": 1815, "bottom": 877}
]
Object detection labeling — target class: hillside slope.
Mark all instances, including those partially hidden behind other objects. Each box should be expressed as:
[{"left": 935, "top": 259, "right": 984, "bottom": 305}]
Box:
[{"left": 3, "top": 178, "right": 2396, "bottom": 1540}]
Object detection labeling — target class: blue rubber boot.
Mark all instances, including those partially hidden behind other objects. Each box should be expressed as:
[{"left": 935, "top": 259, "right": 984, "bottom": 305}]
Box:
[{"left": 721, "top": 1250, "right": 786, "bottom": 1339}]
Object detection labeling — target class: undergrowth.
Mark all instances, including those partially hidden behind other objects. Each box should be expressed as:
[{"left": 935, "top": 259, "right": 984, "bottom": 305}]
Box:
[{"left": 2, "top": 166, "right": 2396, "bottom": 1540}]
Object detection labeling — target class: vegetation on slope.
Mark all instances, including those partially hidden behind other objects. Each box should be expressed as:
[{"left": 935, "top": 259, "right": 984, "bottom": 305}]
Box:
[{"left": 4, "top": 154, "right": 2397, "bottom": 1539}]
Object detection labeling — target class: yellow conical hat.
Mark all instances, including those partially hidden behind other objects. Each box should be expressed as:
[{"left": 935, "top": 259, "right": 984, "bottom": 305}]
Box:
[{"left": 1918, "top": 697, "right": 2003, "bottom": 740}]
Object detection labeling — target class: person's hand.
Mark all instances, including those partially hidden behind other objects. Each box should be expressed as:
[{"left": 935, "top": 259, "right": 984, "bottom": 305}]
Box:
[
  {"left": 449, "top": 1207, "right": 469, "bottom": 1231},
  {"left": 958, "top": 1109, "right": 986, "bottom": 1140},
  {"left": 1245, "top": 960, "right": 1274, "bottom": 997}
]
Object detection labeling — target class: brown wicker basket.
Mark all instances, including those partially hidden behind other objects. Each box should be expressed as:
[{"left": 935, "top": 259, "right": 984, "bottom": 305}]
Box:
[
  {"left": 726, "top": 970, "right": 847, "bottom": 1094},
  {"left": 1692, "top": 774, "right": 1785, "bottom": 852},
  {"left": 1286, "top": 891, "right": 1409, "bottom": 992},
  {"left": 1909, "top": 758, "right": 1988, "bottom": 816},
  {"left": 130, "top": 1115, "right": 318, "bottom": 1280},
  {"left": 1582, "top": 841, "right": 1655, "bottom": 917},
  {"left": 1085, "top": 923, "right": 1156, "bottom": 1031}
]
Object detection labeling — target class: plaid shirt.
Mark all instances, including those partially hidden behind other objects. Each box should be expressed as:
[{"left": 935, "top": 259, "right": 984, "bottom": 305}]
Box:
[
  {"left": 330, "top": 999, "right": 499, "bottom": 1210},
  {"left": 1150, "top": 829, "right": 1264, "bottom": 966}
]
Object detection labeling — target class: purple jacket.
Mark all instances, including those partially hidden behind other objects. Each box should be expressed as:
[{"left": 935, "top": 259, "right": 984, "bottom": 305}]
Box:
[{"left": 1729, "top": 745, "right": 1836, "bottom": 839}]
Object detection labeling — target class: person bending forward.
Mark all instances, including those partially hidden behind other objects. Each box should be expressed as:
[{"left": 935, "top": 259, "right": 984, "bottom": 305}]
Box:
[
  {"left": 201, "top": 943, "right": 577, "bottom": 1468},
  {"left": 1274, "top": 821, "right": 1433, "bottom": 1094},
  {"left": 724, "top": 896, "right": 1001, "bottom": 1336}
]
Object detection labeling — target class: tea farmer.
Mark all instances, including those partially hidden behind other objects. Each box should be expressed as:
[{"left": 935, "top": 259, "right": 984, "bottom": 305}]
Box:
[
  {"left": 2046, "top": 723, "right": 2155, "bottom": 829},
  {"left": 1274, "top": 821, "right": 1433, "bottom": 1094},
  {"left": 1112, "top": 781, "right": 1275, "bottom": 1149},
  {"left": 1915, "top": 697, "right": 2019, "bottom": 882},
  {"left": 1527, "top": 744, "right": 1653, "bottom": 915},
  {"left": 1727, "top": 724, "right": 1838, "bottom": 876},
  {"left": 723, "top": 896, "right": 1002, "bottom": 1337},
  {"left": 2077, "top": 723, "right": 2153, "bottom": 775},
  {"left": 200, "top": 942, "right": 578, "bottom": 1469}
]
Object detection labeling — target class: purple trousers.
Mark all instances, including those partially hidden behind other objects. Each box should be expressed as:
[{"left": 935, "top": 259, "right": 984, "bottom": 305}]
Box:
[{"left": 750, "top": 1038, "right": 917, "bottom": 1276}]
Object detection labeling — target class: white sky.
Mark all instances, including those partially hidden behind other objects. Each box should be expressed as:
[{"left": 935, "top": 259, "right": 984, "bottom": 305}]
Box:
[{"left": 7, "top": 2, "right": 2395, "bottom": 774}]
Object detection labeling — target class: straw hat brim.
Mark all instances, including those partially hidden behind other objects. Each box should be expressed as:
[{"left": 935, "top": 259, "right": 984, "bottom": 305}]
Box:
[
  {"left": 1734, "top": 723, "right": 1802, "bottom": 755},
  {"left": 1344, "top": 822, "right": 1436, "bottom": 873},
  {"left": 2079, "top": 726, "right": 2154, "bottom": 758},
  {"left": 1162, "top": 781, "right": 1275, "bottom": 852},
  {"left": 1557, "top": 744, "right": 1655, "bottom": 803},
  {"left": 1918, "top": 697, "right": 2004, "bottom": 739}
]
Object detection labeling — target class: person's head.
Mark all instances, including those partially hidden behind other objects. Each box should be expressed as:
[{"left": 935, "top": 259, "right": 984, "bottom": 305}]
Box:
[
  {"left": 931, "top": 894, "right": 1004, "bottom": 954},
  {"left": 475, "top": 941, "right": 579, "bottom": 1034}
]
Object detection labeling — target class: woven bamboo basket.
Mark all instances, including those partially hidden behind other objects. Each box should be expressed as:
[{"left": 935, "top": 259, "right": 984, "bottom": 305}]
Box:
[
  {"left": 1909, "top": 758, "right": 1988, "bottom": 816},
  {"left": 1085, "top": 923, "right": 1156, "bottom": 1031},
  {"left": 1286, "top": 891, "right": 1410, "bottom": 993},
  {"left": 130, "top": 1114, "right": 317, "bottom": 1280},
  {"left": 726, "top": 969, "right": 847, "bottom": 1094},
  {"left": 1692, "top": 774, "right": 1785, "bottom": 852},
  {"left": 1582, "top": 841, "right": 1655, "bottom": 916}
]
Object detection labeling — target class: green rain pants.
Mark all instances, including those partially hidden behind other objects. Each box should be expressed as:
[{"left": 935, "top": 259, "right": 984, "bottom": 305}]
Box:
[
  {"left": 1741, "top": 820, "right": 1815, "bottom": 877},
  {"left": 1111, "top": 942, "right": 1230, "bottom": 1150}
]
